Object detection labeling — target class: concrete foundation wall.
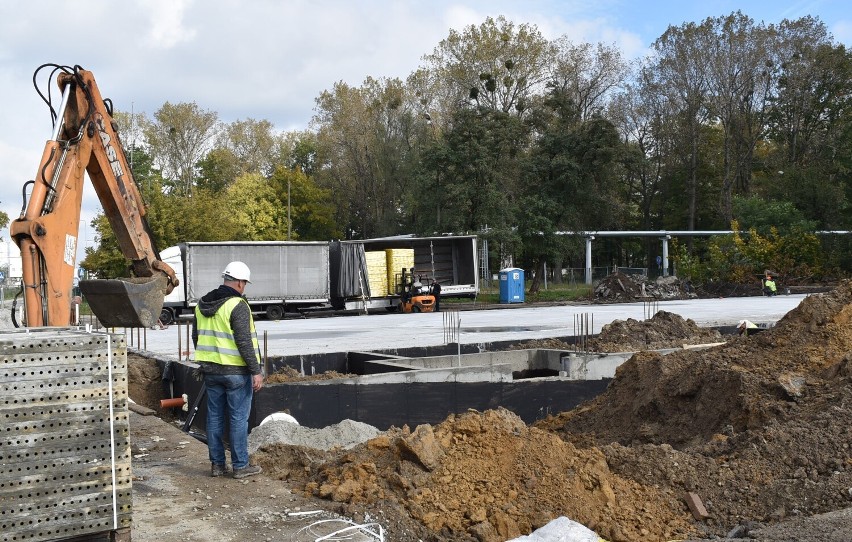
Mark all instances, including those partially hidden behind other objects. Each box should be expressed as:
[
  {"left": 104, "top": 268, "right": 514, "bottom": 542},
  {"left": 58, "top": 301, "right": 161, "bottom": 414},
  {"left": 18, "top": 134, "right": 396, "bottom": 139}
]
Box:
[{"left": 360, "top": 348, "right": 570, "bottom": 375}]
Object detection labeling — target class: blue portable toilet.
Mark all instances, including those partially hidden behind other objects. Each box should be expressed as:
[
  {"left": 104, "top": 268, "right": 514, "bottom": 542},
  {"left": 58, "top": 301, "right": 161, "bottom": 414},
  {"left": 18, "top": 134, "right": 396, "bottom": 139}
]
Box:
[{"left": 499, "top": 268, "right": 525, "bottom": 303}]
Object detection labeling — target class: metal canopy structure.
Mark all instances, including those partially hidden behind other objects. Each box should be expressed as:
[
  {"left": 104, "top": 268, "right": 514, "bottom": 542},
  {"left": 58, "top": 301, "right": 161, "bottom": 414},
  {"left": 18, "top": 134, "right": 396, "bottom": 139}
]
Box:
[
  {"left": 573, "top": 230, "right": 737, "bottom": 285},
  {"left": 572, "top": 230, "right": 852, "bottom": 284}
]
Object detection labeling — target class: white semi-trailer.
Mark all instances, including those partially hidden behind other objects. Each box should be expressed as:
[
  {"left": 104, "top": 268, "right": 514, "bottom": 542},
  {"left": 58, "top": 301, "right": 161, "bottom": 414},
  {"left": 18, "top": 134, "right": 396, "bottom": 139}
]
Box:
[{"left": 159, "top": 241, "right": 331, "bottom": 323}]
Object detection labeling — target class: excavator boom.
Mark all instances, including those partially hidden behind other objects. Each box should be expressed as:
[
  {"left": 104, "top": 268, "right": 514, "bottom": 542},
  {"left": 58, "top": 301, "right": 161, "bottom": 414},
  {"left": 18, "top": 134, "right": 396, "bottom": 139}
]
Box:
[{"left": 10, "top": 65, "right": 177, "bottom": 328}]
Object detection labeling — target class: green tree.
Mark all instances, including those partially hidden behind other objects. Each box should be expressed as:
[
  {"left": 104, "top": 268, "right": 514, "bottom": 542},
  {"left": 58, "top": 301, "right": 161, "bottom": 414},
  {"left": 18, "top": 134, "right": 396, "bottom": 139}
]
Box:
[
  {"left": 421, "top": 15, "right": 550, "bottom": 115},
  {"left": 706, "top": 220, "right": 822, "bottom": 283},
  {"left": 224, "top": 173, "right": 289, "bottom": 240},
  {"left": 196, "top": 147, "right": 240, "bottom": 193},
  {"left": 763, "top": 20, "right": 851, "bottom": 229},
  {"left": 702, "top": 12, "right": 773, "bottom": 220},
  {"left": 220, "top": 118, "right": 279, "bottom": 176},
  {"left": 732, "top": 195, "right": 816, "bottom": 234},
  {"left": 313, "top": 77, "right": 418, "bottom": 238},
  {"left": 551, "top": 39, "right": 629, "bottom": 121},
  {"left": 431, "top": 107, "right": 527, "bottom": 244},
  {"left": 522, "top": 88, "right": 622, "bottom": 292},
  {"left": 277, "top": 131, "right": 318, "bottom": 176},
  {"left": 143, "top": 102, "right": 219, "bottom": 197},
  {"left": 269, "top": 166, "right": 341, "bottom": 240},
  {"left": 611, "top": 74, "right": 669, "bottom": 231},
  {"left": 649, "top": 19, "right": 713, "bottom": 231}
]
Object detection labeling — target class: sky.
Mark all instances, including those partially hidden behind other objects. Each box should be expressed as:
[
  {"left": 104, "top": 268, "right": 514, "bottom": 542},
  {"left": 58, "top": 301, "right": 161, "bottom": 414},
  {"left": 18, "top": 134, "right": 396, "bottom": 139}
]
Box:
[{"left": 0, "top": 0, "right": 849, "bottom": 264}]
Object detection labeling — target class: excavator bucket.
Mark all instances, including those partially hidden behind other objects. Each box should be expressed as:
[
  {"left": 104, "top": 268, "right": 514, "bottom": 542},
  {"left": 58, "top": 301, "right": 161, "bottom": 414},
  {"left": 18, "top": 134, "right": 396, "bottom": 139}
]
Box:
[{"left": 79, "top": 276, "right": 168, "bottom": 328}]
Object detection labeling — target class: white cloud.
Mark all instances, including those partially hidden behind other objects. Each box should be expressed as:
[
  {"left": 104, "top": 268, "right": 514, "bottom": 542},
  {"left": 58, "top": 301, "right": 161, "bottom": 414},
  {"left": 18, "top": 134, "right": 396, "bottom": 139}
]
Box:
[{"left": 144, "top": 0, "right": 197, "bottom": 49}]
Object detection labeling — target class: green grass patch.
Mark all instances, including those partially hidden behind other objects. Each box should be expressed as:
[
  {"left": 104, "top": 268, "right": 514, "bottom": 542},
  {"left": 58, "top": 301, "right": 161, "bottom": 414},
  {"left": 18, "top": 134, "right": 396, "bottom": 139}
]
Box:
[{"left": 445, "top": 282, "right": 592, "bottom": 306}]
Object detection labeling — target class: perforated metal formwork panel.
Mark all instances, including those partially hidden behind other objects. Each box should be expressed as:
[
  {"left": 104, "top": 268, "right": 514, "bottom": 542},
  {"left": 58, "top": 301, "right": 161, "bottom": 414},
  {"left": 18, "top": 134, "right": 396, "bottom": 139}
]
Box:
[{"left": 0, "top": 328, "right": 132, "bottom": 542}]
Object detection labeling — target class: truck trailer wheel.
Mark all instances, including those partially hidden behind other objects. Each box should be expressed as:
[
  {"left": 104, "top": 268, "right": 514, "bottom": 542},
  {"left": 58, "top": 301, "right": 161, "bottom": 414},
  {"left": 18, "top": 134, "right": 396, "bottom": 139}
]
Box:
[
  {"left": 159, "top": 308, "right": 175, "bottom": 325},
  {"left": 266, "top": 304, "right": 284, "bottom": 320}
]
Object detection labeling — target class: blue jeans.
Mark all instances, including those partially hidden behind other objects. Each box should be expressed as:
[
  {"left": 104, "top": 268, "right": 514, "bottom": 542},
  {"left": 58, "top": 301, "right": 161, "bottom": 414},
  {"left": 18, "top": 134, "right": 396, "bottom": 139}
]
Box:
[{"left": 203, "top": 373, "right": 253, "bottom": 469}]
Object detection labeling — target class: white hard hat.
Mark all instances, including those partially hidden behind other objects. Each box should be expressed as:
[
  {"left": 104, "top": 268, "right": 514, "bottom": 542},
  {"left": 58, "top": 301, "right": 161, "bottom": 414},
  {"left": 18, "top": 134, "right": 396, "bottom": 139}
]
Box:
[
  {"left": 259, "top": 411, "right": 299, "bottom": 426},
  {"left": 222, "top": 261, "right": 251, "bottom": 283}
]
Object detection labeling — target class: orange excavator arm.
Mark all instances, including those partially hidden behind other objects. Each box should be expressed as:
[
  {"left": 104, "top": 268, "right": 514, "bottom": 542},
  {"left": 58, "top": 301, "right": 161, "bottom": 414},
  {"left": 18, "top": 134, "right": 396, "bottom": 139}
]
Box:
[{"left": 10, "top": 64, "right": 178, "bottom": 328}]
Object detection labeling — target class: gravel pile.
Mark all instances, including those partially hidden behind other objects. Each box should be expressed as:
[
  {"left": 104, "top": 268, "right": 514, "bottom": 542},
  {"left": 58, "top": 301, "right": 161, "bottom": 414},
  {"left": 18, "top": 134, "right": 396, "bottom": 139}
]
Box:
[{"left": 248, "top": 418, "right": 381, "bottom": 454}]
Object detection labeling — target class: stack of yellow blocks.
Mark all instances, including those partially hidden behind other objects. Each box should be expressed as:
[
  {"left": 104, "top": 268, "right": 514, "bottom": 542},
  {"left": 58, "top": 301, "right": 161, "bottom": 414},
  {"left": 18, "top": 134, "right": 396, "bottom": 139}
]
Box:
[
  {"left": 386, "top": 248, "right": 414, "bottom": 293},
  {"left": 365, "top": 251, "right": 388, "bottom": 297}
]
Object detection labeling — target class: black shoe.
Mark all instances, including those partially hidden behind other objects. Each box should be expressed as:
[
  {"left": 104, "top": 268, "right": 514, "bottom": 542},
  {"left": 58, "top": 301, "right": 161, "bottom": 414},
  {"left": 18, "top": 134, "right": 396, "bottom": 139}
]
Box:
[
  {"left": 233, "top": 464, "right": 262, "bottom": 479},
  {"left": 211, "top": 463, "right": 228, "bottom": 477}
]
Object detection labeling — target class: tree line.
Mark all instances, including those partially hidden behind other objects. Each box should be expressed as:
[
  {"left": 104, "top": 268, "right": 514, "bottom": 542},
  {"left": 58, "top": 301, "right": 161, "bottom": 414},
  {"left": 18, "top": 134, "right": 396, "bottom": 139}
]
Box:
[{"left": 84, "top": 12, "right": 852, "bottom": 288}]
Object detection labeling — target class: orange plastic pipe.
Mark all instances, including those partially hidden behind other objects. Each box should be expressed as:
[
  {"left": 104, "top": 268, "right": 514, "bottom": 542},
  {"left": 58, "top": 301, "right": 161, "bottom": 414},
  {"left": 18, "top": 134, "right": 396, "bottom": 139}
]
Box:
[{"left": 160, "top": 397, "right": 186, "bottom": 409}]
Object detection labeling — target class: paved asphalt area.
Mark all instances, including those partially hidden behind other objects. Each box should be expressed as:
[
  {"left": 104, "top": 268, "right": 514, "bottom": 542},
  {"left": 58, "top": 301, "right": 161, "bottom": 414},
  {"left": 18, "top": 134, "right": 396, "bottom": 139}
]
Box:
[{"left": 124, "top": 294, "right": 808, "bottom": 359}]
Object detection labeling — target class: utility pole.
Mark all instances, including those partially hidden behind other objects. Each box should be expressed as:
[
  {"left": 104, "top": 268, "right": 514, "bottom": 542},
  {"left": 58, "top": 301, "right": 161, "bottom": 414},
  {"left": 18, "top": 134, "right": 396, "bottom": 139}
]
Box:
[{"left": 287, "top": 178, "right": 291, "bottom": 240}]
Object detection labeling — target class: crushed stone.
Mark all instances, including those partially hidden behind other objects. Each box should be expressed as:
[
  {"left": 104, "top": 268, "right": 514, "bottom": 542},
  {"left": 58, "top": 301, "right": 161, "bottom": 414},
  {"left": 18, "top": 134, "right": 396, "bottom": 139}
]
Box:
[{"left": 249, "top": 419, "right": 381, "bottom": 454}]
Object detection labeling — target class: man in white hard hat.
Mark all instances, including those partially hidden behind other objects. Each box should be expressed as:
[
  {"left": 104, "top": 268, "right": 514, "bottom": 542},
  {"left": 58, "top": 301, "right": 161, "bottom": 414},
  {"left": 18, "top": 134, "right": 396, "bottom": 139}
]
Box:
[{"left": 192, "top": 261, "right": 264, "bottom": 479}]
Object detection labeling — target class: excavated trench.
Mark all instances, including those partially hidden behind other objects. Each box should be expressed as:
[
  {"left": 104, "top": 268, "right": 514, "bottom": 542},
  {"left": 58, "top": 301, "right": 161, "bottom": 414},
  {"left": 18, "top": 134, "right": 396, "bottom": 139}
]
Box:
[{"left": 136, "top": 309, "right": 735, "bottom": 434}]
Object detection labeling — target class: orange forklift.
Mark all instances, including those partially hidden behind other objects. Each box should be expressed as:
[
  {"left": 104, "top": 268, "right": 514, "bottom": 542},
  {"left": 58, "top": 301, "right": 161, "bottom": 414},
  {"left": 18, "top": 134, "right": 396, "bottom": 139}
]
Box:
[{"left": 397, "top": 267, "right": 436, "bottom": 313}]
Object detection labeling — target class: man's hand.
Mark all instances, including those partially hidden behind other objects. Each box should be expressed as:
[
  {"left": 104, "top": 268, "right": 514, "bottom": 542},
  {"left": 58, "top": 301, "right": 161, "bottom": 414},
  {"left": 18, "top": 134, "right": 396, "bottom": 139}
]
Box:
[{"left": 252, "top": 374, "right": 264, "bottom": 392}]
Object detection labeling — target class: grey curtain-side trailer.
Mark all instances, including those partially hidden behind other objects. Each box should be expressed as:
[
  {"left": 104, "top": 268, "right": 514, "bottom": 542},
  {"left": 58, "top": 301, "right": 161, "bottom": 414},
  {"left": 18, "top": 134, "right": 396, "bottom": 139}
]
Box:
[{"left": 159, "top": 241, "right": 331, "bottom": 323}]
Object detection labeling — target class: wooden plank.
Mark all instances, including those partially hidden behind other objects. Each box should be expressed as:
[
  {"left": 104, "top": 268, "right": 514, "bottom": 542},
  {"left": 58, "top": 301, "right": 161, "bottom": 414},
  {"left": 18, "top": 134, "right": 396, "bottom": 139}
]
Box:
[{"left": 128, "top": 402, "right": 156, "bottom": 415}]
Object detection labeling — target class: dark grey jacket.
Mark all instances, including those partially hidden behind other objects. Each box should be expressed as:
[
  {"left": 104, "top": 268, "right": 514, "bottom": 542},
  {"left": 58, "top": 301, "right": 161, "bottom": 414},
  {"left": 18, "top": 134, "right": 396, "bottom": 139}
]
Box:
[{"left": 192, "top": 285, "right": 262, "bottom": 376}]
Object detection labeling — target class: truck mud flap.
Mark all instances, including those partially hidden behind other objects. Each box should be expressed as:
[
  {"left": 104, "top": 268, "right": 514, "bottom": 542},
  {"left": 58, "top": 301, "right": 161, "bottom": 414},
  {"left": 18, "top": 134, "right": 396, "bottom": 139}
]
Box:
[{"left": 79, "top": 276, "right": 168, "bottom": 328}]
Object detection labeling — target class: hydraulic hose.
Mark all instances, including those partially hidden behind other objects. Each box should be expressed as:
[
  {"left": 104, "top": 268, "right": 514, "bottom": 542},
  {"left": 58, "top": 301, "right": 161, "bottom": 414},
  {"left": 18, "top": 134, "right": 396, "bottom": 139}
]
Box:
[{"left": 11, "top": 289, "right": 23, "bottom": 328}]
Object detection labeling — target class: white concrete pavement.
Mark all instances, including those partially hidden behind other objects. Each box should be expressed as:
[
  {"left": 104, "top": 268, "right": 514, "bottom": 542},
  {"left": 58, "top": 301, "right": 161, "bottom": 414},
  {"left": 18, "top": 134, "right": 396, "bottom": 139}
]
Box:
[{"left": 125, "top": 294, "right": 809, "bottom": 359}]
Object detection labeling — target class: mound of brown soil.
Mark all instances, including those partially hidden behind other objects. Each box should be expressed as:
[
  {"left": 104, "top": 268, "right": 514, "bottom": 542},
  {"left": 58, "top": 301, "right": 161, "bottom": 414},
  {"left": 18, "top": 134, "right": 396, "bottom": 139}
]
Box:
[
  {"left": 588, "top": 310, "right": 723, "bottom": 352},
  {"left": 265, "top": 408, "right": 694, "bottom": 542},
  {"left": 537, "top": 281, "right": 852, "bottom": 537},
  {"left": 509, "top": 311, "right": 722, "bottom": 354},
  {"left": 266, "top": 366, "right": 355, "bottom": 383}
]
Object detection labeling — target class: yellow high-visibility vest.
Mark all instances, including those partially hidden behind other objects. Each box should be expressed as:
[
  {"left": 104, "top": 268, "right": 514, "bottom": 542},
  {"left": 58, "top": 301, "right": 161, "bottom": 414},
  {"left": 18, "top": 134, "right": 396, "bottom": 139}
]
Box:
[{"left": 194, "top": 297, "right": 260, "bottom": 367}]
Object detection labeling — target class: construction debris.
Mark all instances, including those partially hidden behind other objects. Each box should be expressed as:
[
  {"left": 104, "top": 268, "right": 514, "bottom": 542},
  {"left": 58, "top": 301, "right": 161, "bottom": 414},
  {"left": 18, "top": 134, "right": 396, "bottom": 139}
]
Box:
[{"left": 594, "top": 272, "right": 695, "bottom": 302}]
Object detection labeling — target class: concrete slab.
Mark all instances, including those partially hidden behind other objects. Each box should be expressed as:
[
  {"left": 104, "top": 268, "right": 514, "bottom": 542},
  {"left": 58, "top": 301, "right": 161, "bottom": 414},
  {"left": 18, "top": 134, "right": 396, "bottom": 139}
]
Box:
[{"left": 125, "top": 294, "right": 808, "bottom": 359}]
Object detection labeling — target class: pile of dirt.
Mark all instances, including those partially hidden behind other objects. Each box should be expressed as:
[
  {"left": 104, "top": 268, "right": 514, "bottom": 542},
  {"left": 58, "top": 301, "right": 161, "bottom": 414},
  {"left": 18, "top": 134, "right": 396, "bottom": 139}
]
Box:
[
  {"left": 266, "top": 366, "right": 355, "bottom": 383},
  {"left": 508, "top": 311, "right": 723, "bottom": 353},
  {"left": 127, "top": 353, "right": 168, "bottom": 412},
  {"left": 256, "top": 408, "right": 694, "bottom": 542},
  {"left": 537, "top": 281, "right": 852, "bottom": 538},
  {"left": 594, "top": 272, "right": 695, "bottom": 303},
  {"left": 507, "top": 338, "right": 573, "bottom": 350},
  {"left": 588, "top": 310, "right": 723, "bottom": 352}
]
